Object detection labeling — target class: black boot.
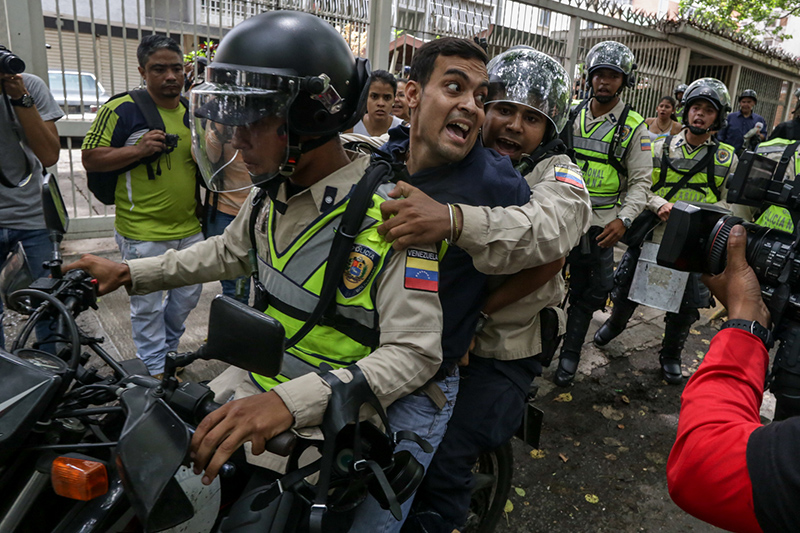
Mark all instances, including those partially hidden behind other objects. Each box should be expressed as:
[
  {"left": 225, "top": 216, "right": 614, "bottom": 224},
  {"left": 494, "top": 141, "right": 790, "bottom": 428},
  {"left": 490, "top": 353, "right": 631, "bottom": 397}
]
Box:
[
  {"left": 659, "top": 312, "right": 696, "bottom": 385},
  {"left": 554, "top": 306, "right": 594, "bottom": 387},
  {"left": 594, "top": 298, "right": 638, "bottom": 347}
]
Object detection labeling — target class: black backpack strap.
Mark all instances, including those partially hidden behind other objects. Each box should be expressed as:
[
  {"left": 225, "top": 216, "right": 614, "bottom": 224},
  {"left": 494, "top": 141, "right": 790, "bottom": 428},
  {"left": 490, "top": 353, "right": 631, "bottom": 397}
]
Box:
[
  {"left": 775, "top": 140, "right": 800, "bottom": 182},
  {"left": 248, "top": 187, "right": 269, "bottom": 280},
  {"left": 285, "top": 160, "right": 393, "bottom": 350},
  {"left": 561, "top": 99, "right": 590, "bottom": 163},
  {"left": 129, "top": 89, "right": 168, "bottom": 180},
  {"left": 705, "top": 143, "right": 721, "bottom": 202},
  {"left": 652, "top": 135, "right": 674, "bottom": 192},
  {"left": 607, "top": 103, "right": 632, "bottom": 179}
]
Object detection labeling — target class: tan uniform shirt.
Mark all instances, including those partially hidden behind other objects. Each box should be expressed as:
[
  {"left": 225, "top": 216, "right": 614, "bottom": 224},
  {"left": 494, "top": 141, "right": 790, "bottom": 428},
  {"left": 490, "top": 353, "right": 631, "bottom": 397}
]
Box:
[
  {"left": 646, "top": 130, "right": 743, "bottom": 243},
  {"left": 472, "top": 155, "right": 584, "bottom": 360},
  {"left": 127, "top": 157, "right": 443, "bottom": 429},
  {"left": 577, "top": 99, "right": 653, "bottom": 228},
  {"left": 455, "top": 153, "right": 592, "bottom": 276}
]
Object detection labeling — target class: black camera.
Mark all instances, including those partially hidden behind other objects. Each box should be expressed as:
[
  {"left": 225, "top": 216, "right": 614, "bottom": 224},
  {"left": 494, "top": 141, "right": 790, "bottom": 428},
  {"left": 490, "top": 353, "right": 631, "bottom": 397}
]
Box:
[
  {"left": 657, "top": 149, "right": 800, "bottom": 420},
  {"left": 0, "top": 45, "right": 25, "bottom": 75},
  {"left": 164, "top": 133, "right": 179, "bottom": 151}
]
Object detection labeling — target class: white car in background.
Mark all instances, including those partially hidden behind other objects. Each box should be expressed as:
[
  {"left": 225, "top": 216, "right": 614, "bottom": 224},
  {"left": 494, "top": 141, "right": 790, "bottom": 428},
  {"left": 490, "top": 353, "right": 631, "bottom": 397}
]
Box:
[{"left": 48, "top": 70, "right": 108, "bottom": 119}]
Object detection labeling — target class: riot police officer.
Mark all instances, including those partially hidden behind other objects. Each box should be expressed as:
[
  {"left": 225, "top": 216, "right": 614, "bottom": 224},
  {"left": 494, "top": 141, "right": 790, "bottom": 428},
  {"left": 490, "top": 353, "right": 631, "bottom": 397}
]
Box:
[
  {"left": 674, "top": 83, "right": 688, "bottom": 121},
  {"left": 64, "top": 11, "right": 447, "bottom": 529},
  {"left": 553, "top": 41, "right": 652, "bottom": 387},
  {"left": 594, "top": 78, "right": 738, "bottom": 383}
]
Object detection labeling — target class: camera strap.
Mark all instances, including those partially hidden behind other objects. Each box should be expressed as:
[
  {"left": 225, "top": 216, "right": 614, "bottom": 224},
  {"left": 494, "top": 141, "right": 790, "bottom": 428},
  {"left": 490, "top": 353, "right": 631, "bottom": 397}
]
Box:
[
  {"left": 655, "top": 136, "right": 719, "bottom": 202},
  {"left": 0, "top": 86, "right": 34, "bottom": 188}
]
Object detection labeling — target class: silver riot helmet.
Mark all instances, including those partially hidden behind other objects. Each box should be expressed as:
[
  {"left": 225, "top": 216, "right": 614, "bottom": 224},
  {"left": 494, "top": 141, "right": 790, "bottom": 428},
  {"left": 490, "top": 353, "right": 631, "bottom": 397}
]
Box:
[
  {"left": 674, "top": 84, "right": 688, "bottom": 98},
  {"left": 584, "top": 41, "right": 637, "bottom": 96},
  {"left": 681, "top": 77, "right": 731, "bottom": 134},
  {"left": 485, "top": 46, "right": 571, "bottom": 140}
]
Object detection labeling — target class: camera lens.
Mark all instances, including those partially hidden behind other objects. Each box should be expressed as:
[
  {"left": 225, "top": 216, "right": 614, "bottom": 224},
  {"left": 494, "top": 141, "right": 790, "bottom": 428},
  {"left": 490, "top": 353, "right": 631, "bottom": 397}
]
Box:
[{"left": 0, "top": 50, "right": 25, "bottom": 75}]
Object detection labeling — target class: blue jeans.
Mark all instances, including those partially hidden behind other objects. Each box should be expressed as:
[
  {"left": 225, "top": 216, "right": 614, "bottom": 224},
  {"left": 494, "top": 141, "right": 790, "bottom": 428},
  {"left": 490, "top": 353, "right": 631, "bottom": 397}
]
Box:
[
  {"left": 115, "top": 231, "right": 204, "bottom": 375},
  {"left": 349, "top": 371, "right": 460, "bottom": 533},
  {"left": 0, "top": 227, "right": 53, "bottom": 349},
  {"left": 205, "top": 207, "right": 250, "bottom": 304}
]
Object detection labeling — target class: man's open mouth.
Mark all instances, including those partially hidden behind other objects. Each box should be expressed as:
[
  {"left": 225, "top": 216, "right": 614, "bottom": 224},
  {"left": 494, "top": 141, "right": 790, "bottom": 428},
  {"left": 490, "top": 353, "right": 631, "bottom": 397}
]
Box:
[
  {"left": 495, "top": 137, "right": 521, "bottom": 155},
  {"left": 446, "top": 121, "right": 470, "bottom": 140}
]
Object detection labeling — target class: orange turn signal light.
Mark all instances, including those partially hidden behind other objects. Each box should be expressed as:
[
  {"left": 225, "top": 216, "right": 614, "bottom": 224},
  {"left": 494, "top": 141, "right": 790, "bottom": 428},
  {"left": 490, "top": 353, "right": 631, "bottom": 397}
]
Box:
[{"left": 51, "top": 456, "right": 109, "bottom": 501}]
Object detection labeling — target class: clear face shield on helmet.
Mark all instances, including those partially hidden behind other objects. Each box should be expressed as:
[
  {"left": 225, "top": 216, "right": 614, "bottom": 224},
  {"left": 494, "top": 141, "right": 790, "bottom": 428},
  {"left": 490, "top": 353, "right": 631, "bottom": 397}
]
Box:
[{"left": 191, "top": 72, "right": 299, "bottom": 192}]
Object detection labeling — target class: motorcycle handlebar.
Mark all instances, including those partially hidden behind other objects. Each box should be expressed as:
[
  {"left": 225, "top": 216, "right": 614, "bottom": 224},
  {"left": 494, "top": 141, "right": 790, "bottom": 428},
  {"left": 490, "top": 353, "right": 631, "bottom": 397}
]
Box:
[{"left": 194, "top": 395, "right": 297, "bottom": 457}]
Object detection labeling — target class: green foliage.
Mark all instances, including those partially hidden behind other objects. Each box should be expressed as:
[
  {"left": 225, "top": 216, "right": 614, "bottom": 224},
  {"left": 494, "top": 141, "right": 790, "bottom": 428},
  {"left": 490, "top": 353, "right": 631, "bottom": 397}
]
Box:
[{"left": 679, "top": 0, "right": 800, "bottom": 40}]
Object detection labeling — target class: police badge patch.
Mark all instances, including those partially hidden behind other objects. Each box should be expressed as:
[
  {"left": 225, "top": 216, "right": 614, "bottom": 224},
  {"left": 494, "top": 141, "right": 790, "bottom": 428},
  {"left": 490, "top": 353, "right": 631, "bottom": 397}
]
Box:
[
  {"left": 621, "top": 125, "right": 633, "bottom": 142},
  {"left": 339, "top": 244, "right": 380, "bottom": 298},
  {"left": 717, "top": 148, "right": 731, "bottom": 164}
]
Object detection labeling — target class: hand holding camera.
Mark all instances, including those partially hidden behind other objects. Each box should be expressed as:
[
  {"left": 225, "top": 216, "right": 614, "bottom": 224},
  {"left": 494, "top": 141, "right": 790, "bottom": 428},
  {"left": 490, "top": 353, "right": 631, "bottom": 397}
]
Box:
[
  {"left": 701, "top": 224, "right": 771, "bottom": 327},
  {"left": 137, "top": 129, "right": 168, "bottom": 158}
]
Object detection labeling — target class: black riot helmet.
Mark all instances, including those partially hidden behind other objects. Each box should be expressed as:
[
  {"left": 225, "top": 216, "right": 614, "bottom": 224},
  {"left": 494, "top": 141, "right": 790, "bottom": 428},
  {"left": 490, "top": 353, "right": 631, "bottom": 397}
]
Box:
[
  {"left": 739, "top": 89, "right": 758, "bottom": 104},
  {"left": 674, "top": 83, "right": 688, "bottom": 98},
  {"left": 191, "top": 10, "right": 370, "bottom": 190},
  {"left": 585, "top": 41, "right": 637, "bottom": 91},
  {"left": 681, "top": 77, "right": 731, "bottom": 134}
]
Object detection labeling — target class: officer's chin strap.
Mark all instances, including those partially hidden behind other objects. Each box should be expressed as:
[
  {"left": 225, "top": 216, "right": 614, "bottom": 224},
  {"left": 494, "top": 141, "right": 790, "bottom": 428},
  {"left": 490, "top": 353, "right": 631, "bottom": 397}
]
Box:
[
  {"left": 515, "top": 138, "right": 566, "bottom": 175},
  {"left": 688, "top": 125, "right": 711, "bottom": 136}
]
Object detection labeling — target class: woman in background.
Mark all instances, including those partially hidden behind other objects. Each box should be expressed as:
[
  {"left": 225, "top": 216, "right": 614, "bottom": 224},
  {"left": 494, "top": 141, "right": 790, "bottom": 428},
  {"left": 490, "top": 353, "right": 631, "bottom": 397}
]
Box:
[{"left": 645, "top": 96, "right": 682, "bottom": 141}]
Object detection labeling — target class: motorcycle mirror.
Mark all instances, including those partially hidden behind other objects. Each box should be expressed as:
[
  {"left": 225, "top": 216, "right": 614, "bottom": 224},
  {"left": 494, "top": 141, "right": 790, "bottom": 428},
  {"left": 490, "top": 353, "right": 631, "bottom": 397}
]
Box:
[
  {"left": 117, "top": 386, "right": 194, "bottom": 532},
  {"left": 195, "top": 295, "right": 285, "bottom": 378},
  {"left": 0, "top": 242, "right": 34, "bottom": 312},
  {"left": 41, "top": 174, "right": 69, "bottom": 235}
]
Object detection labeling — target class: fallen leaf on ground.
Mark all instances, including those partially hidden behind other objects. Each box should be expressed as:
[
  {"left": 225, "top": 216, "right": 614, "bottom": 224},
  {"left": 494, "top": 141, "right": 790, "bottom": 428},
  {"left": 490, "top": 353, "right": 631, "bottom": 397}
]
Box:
[
  {"left": 701, "top": 339, "right": 711, "bottom": 345},
  {"left": 585, "top": 494, "right": 599, "bottom": 504},
  {"left": 559, "top": 453, "right": 569, "bottom": 463},
  {"left": 639, "top": 410, "right": 647, "bottom": 417},
  {"left": 621, "top": 395, "right": 630, "bottom": 404},
  {"left": 646, "top": 452, "right": 666, "bottom": 465},
  {"left": 603, "top": 437, "right": 622, "bottom": 446},
  {"left": 617, "top": 424, "right": 625, "bottom": 429},
  {"left": 504, "top": 500, "right": 514, "bottom": 513},
  {"left": 696, "top": 350, "right": 705, "bottom": 358},
  {"left": 593, "top": 404, "right": 625, "bottom": 421},
  {"left": 605, "top": 453, "right": 617, "bottom": 461},
  {"left": 530, "top": 449, "right": 546, "bottom": 459},
  {"left": 553, "top": 392, "right": 573, "bottom": 402},
  {"left": 514, "top": 487, "right": 526, "bottom": 497},
  {"left": 618, "top": 446, "right": 629, "bottom": 453},
  {"left": 690, "top": 329, "right": 701, "bottom": 335}
]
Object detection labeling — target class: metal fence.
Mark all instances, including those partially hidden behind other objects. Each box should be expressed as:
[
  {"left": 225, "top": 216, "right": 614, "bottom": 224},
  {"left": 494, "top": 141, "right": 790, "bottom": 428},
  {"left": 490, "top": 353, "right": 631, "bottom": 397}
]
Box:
[{"left": 5, "top": 0, "right": 800, "bottom": 238}]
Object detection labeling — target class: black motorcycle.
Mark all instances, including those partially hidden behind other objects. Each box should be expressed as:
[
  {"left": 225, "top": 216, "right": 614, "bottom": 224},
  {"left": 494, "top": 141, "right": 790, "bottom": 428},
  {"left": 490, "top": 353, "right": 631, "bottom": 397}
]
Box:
[{"left": 0, "top": 175, "right": 429, "bottom": 533}]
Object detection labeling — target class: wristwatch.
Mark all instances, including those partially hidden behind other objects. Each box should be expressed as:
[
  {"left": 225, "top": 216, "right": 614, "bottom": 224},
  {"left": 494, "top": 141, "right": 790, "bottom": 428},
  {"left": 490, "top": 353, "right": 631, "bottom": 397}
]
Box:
[
  {"left": 10, "top": 93, "right": 34, "bottom": 108},
  {"left": 618, "top": 217, "right": 632, "bottom": 229},
  {"left": 720, "top": 319, "right": 774, "bottom": 350}
]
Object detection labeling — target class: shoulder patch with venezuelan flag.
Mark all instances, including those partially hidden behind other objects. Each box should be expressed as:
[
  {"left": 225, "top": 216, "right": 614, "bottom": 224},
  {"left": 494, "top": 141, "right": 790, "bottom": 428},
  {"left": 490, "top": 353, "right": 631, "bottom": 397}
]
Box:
[
  {"left": 640, "top": 137, "right": 651, "bottom": 151},
  {"left": 405, "top": 249, "right": 439, "bottom": 292},
  {"left": 554, "top": 166, "right": 585, "bottom": 189}
]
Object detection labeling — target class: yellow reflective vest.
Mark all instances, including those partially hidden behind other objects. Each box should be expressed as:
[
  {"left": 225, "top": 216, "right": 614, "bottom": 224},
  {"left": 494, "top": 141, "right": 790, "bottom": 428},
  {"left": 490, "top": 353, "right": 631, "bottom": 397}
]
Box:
[
  {"left": 573, "top": 106, "right": 646, "bottom": 210},
  {"left": 251, "top": 184, "right": 396, "bottom": 392},
  {"left": 651, "top": 137, "right": 734, "bottom": 204}
]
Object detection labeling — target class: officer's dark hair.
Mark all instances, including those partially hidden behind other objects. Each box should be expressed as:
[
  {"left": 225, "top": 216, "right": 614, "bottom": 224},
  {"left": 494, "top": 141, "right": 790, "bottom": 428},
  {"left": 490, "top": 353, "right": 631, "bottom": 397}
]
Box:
[
  {"left": 397, "top": 77, "right": 409, "bottom": 84},
  {"left": 137, "top": 34, "right": 183, "bottom": 68},
  {"left": 409, "top": 37, "right": 488, "bottom": 88},
  {"left": 659, "top": 95, "right": 678, "bottom": 122},
  {"left": 369, "top": 70, "right": 397, "bottom": 96}
]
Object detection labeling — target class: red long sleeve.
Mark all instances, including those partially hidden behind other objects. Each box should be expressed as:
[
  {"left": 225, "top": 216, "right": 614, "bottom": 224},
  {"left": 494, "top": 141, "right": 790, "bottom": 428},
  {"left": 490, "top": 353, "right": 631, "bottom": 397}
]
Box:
[{"left": 667, "top": 328, "right": 769, "bottom": 533}]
